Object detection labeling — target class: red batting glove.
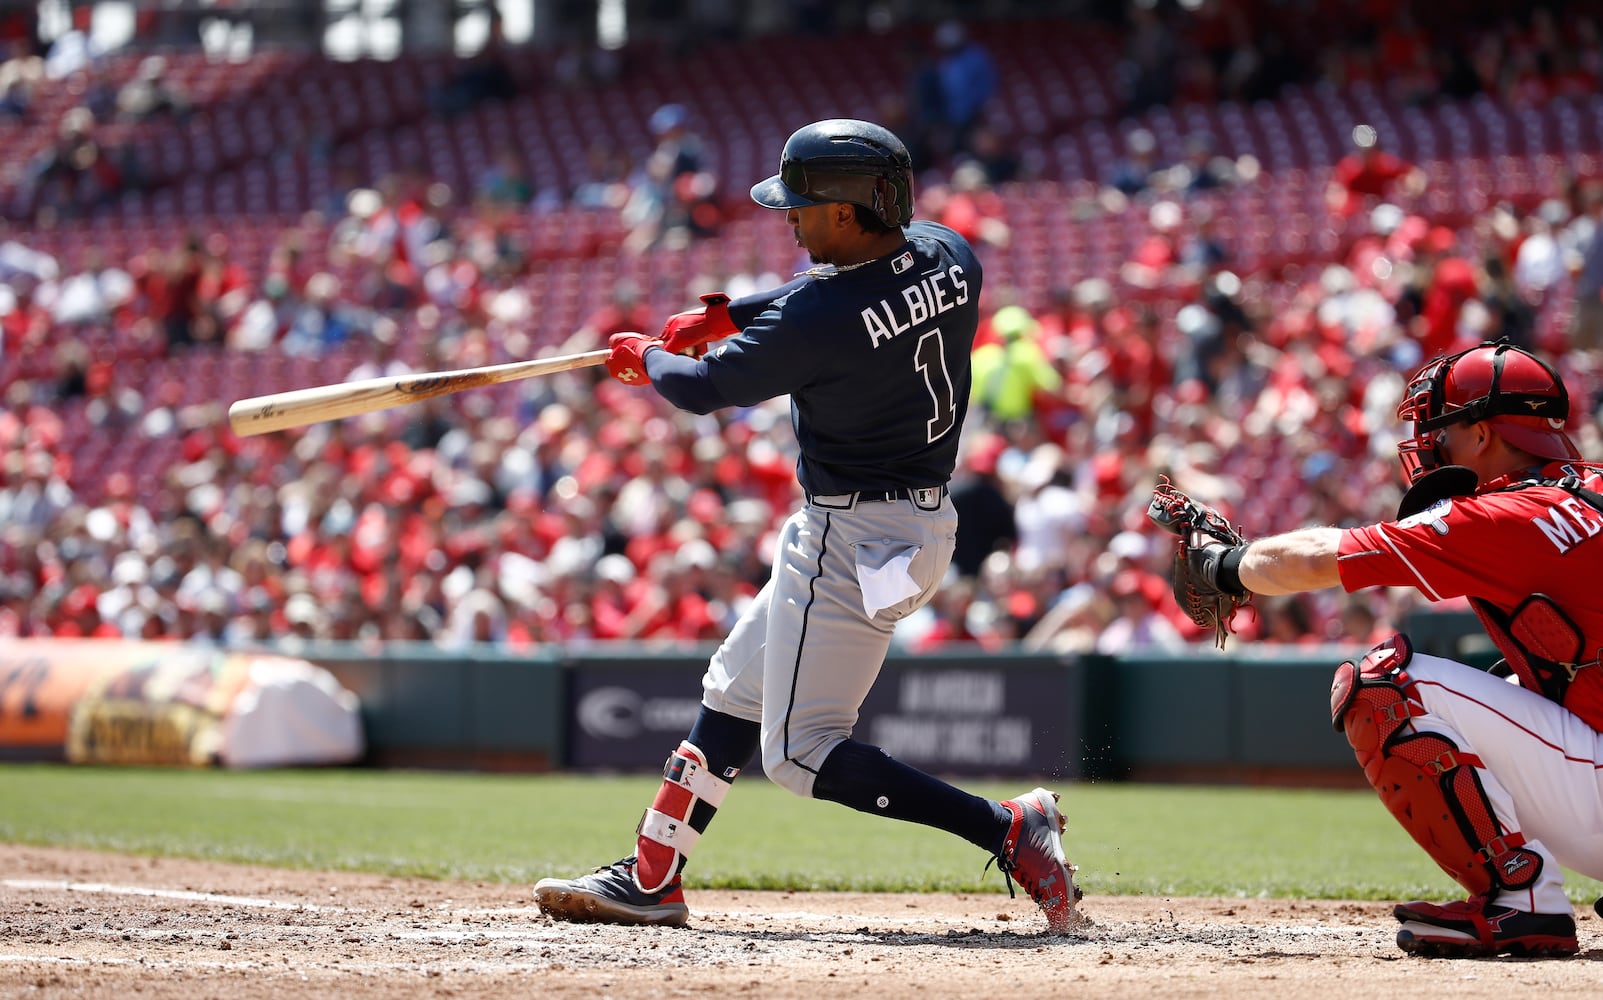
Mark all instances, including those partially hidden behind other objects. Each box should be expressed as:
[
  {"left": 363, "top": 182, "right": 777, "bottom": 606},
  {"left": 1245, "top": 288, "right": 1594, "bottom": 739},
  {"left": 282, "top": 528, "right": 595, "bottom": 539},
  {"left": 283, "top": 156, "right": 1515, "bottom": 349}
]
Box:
[
  {"left": 606, "top": 331, "right": 663, "bottom": 386},
  {"left": 660, "top": 292, "right": 736, "bottom": 355}
]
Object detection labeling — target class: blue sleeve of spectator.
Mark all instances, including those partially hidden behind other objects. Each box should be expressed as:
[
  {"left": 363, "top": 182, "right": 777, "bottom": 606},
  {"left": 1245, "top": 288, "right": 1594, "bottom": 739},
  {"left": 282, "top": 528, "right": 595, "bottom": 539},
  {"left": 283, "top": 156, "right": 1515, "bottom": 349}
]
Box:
[{"left": 644, "top": 348, "right": 732, "bottom": 414}]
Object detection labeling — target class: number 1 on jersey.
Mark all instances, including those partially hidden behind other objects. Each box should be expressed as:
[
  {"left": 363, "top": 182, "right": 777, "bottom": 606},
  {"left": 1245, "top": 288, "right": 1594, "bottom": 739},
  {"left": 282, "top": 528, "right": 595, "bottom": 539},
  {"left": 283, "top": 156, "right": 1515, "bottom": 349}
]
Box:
[{"left": 915, "top": 329, "right": 956, "bottom": 443}]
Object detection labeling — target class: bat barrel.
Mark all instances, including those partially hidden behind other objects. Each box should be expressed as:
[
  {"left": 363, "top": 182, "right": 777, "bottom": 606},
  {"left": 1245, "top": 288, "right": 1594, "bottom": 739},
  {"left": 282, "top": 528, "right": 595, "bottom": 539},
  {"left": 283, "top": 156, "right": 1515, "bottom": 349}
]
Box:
[{"left": 227, "top": 349, "right": 610, "bottom": 436}]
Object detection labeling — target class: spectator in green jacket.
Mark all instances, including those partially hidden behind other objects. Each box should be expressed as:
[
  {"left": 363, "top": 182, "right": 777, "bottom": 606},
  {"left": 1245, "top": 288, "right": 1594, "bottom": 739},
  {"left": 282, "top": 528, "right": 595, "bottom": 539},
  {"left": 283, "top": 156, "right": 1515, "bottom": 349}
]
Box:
[{"left": 971, "top": 304, "right": 1061, "bottom": 423}]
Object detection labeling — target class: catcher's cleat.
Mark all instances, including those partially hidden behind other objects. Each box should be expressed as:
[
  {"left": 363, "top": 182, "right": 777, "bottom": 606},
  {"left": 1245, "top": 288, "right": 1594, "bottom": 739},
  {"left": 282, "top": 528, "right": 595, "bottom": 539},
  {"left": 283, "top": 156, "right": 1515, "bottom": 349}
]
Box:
[
  {"left": 534, "top": 856, "right": 689, "bottom": 927},
  {"left": 991, "top": 787, "right": 1081, "bottom": 933},
  {"left": 1394, "top": 896, "right": 1577, "bottom": 958}
]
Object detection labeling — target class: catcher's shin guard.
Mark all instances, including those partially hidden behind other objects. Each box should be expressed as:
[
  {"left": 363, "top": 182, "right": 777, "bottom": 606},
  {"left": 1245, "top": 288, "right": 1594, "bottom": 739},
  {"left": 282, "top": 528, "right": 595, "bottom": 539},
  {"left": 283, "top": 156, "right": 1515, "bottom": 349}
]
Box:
[
  {"left": 634, "top": 741, "right": 736, "bottom": 894},
  {"left": 1331, "top": 636, "right": 1544, "bottom": 897}
]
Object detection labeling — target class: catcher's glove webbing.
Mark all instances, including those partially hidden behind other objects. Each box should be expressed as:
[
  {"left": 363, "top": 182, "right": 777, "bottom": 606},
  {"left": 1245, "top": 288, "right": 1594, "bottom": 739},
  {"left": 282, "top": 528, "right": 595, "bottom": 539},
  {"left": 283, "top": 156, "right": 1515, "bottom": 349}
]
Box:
[{"left": 1146, "top": 477, "right": 1253, "bottom": 648}]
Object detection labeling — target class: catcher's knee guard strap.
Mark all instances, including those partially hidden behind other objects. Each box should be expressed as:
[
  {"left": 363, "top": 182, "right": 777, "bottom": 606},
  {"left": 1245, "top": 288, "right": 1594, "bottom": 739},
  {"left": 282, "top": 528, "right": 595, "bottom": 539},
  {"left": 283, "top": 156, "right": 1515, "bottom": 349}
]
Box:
[
  {"left": 1331, "top": 635, "right": 1543, "bottom": 897},
  {"left": 634, "top": 741, "right": 736, "bottom": 894}
]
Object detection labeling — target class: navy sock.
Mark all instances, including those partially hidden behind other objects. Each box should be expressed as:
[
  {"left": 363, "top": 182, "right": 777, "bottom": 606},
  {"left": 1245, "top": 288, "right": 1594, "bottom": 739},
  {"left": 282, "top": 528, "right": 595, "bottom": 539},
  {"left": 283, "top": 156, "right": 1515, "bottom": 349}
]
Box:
[
  {"left": 812, "top": 738, "right": 1013, "bottom": 854},
  {"left": 686, "top": 706, "right": 760, "bottom": 781}
]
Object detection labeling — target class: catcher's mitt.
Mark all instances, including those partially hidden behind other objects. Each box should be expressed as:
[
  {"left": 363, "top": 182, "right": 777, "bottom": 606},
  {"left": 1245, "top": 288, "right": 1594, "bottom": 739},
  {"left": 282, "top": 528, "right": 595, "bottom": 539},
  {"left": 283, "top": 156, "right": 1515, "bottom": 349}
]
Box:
[{"left": 1146, "top": 477, "right": 1252, "bottom": 648}]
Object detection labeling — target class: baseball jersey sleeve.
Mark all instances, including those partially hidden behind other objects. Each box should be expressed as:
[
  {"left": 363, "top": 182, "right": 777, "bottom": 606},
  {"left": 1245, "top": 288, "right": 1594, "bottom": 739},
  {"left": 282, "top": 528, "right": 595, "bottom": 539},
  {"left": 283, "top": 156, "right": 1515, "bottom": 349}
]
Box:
[
  {"left": 704, "top": 299, "right": 827, "bottom": 407},
  {"left": 1336, "top": 488, "right": 1600, "bottom": 606},
  {"left": 643, "top": 349, "right": 732, "bottom": 414},
  {"left": 641, "top": 277, "right": 815, "bottom": 414}
]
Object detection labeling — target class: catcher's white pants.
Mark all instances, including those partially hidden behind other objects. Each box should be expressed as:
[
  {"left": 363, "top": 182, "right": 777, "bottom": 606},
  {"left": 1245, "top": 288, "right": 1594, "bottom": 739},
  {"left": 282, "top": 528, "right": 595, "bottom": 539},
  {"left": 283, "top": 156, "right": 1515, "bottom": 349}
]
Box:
[
  {"left": 700, "top": 495, "right": 957, "bottom": 797},
  {"left": 1403, "top": 653, "right": 1603, "bottom": 908}
]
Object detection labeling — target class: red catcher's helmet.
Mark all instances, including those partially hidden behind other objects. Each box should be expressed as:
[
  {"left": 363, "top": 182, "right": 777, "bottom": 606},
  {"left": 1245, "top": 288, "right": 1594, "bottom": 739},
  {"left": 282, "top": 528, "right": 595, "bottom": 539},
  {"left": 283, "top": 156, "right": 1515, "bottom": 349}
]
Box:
[{"left": 1396, "top": 341, "right": 1581, "bottom": 483}]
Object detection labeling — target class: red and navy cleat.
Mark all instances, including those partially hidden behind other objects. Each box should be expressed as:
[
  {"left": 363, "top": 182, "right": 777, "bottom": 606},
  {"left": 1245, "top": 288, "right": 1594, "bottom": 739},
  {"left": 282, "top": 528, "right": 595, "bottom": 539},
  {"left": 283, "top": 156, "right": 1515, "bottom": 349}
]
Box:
[
  {"left": 992, "top": 787, "right": 1081, "bottom": 932},
  {"left": 1394, "top": 896, "right": 1577, "bottom": 958},
  {"left": 535, "top": 856, "right": 689, "bottom": 927}
]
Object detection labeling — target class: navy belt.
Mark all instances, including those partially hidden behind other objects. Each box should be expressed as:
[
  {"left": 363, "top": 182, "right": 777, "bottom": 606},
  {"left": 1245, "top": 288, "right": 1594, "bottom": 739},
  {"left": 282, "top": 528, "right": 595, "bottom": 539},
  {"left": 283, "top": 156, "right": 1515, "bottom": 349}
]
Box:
[{"left": 809, "top": 486, "right": 947, "bottom": 510}]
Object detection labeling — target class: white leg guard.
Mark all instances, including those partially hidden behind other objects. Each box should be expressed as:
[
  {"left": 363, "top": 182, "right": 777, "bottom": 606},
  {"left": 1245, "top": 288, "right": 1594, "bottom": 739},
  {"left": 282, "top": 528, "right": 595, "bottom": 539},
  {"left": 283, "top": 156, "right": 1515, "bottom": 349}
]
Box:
[{"left": 634, "top": 741, "right": 735, "bottom": 894}]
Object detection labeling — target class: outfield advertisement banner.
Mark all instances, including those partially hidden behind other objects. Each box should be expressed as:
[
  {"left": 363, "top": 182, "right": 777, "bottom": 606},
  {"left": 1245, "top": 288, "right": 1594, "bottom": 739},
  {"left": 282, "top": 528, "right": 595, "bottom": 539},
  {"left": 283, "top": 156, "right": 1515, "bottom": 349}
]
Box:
[
  {"left": 0, "top": 640, "right": 365, "bottom": 768},
  {"left": 568, "top": 657, "right": 1087, "bottom": 778}
]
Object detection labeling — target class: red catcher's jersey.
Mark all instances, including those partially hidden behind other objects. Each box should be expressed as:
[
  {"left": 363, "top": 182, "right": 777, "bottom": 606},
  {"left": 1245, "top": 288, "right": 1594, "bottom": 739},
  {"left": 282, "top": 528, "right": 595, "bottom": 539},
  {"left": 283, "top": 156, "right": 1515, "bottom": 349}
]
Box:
[{"left": 1337, "top": 461, "right": 1603, "bottom": 731}]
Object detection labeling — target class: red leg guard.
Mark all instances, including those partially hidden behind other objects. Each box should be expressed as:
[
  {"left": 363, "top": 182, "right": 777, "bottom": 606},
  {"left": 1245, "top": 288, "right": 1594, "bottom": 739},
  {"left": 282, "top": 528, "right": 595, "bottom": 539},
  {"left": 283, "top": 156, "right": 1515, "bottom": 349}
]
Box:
[
  {"left": 1332, "top": 636, "right": 1544, "bottom": 897},
  {"left": 634, "top": 741, "right": 735, "bottom": 894}
]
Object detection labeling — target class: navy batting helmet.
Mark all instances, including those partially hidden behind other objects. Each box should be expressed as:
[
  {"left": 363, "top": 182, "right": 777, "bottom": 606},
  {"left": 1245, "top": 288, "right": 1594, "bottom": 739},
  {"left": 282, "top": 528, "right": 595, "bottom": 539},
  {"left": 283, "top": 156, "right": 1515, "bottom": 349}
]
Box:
[{"left": 750, "top": 119, "right": 915, "bottom": 227}]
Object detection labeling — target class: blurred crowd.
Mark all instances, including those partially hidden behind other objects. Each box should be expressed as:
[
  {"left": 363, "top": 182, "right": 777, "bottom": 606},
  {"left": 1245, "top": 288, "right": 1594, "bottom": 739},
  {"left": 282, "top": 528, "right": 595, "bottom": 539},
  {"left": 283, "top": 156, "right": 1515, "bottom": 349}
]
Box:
[{"left": 3, "top": 4, "right": 1603, "bottom": 654}]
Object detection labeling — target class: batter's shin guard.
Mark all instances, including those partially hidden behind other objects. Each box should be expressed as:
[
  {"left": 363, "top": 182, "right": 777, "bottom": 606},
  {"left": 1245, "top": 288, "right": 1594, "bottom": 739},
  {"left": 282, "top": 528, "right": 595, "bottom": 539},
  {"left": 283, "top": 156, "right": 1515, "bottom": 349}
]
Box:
[
  {"left": 634, "top": 741, "right": 736, "bottom": 894},
  {"left": 1331, "top": 636, "right": 1543, "bottom": 897}
]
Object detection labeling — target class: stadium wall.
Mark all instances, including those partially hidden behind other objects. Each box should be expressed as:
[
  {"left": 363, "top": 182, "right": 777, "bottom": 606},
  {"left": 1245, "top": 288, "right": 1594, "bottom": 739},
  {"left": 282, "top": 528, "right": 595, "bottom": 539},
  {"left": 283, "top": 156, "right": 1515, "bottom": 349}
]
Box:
[
  {"left": 291, "top": 644, "right": 1368, "bottom": 783},
  {"left": 1, "top": 610, "right": 1488, "bottom": 782},
  {"left": 289, "top": 608, "right": 1489, "bottom": 783}
]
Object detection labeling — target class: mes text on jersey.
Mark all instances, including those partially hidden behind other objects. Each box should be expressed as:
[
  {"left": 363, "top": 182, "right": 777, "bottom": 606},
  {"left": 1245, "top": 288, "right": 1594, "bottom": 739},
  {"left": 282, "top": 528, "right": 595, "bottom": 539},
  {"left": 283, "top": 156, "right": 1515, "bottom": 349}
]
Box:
[{"left": 1533, "top": 495, "right": 1603, "bottom": 553}]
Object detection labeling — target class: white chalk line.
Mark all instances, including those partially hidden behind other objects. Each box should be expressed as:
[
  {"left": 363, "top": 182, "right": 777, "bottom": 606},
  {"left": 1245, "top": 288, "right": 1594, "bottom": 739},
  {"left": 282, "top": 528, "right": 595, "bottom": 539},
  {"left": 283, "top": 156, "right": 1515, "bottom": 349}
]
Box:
[
  {"left": 0, "top": 878, "right": 579, "bottom": 977},
  {"left": 2, "top": 878, "right": 544, "bottom": 919},
  {"left": 4, "top": 879, "right": 343, "bottom": 912}
]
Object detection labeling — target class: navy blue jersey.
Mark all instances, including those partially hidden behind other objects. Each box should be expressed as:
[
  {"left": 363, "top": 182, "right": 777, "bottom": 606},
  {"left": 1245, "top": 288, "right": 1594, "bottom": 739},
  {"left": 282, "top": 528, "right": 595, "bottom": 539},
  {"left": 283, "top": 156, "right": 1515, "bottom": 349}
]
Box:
[{"left": 686, "top": 221, "right": 981, "bottom": 495}]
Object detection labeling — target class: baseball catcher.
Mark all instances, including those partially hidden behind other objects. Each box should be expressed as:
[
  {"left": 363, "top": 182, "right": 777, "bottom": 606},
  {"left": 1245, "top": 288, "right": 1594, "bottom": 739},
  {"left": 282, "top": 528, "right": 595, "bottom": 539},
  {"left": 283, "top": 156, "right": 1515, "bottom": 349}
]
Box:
[{"left": 1147, "top": 340, "right": 1602, "bottom": 959}]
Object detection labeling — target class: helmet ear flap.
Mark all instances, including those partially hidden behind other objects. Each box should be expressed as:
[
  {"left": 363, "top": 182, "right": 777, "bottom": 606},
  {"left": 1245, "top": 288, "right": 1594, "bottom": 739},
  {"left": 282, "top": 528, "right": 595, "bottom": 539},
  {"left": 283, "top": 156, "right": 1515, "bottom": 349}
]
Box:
[
  {"left": 870, "top": 173, "right": 913, "bottom": 226},
  {"left": 872, "top": 176, "right": 894, "bottom": 227}
]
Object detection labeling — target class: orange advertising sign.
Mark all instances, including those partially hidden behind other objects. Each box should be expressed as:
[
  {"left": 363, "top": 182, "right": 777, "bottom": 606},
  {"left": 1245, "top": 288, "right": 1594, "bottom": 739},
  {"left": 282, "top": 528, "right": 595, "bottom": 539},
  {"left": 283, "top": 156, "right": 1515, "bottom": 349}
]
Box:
[{"left": 0, "top": 641, "right": 251, "bottom": 763}]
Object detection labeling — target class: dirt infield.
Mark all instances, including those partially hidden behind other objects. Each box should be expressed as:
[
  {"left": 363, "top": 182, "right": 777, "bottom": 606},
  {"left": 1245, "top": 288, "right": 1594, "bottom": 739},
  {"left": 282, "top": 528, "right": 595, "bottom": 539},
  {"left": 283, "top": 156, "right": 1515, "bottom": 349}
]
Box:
[{"left": 1, "top": 844, "right": 1599, "bottom": 999}]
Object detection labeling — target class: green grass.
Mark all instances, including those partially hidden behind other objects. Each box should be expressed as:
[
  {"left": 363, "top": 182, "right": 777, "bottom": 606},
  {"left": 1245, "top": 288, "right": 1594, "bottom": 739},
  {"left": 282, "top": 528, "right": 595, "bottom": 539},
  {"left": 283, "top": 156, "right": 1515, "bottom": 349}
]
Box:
[{"left": 3, "top": 764, "right": 1600, "bottom": 903}]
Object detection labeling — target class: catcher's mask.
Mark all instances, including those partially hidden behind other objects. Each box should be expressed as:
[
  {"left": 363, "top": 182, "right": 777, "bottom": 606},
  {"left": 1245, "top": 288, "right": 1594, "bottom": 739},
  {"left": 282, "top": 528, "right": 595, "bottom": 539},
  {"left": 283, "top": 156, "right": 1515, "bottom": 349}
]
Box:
[{"left": 1396, "top": 340, "right": 1579, "bottom": 484}]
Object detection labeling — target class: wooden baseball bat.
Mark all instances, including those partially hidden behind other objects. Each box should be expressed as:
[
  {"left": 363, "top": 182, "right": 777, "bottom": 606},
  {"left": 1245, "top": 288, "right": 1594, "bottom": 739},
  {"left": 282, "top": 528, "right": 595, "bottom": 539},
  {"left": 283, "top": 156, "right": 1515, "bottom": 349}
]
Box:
[{"left": 227, "top": 349, "right": 611, "bottom": 436}]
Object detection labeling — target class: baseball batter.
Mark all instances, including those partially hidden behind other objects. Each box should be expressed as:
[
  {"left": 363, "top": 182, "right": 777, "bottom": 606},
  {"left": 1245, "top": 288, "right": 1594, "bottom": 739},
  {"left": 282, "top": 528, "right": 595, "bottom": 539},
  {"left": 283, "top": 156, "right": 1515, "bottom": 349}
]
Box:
[
  {"left": 1156, "top": 341, "right": 1602, "bottom": 958},
  {"left": 534, "top": 119, "right": 1078, "bottom": 931}
]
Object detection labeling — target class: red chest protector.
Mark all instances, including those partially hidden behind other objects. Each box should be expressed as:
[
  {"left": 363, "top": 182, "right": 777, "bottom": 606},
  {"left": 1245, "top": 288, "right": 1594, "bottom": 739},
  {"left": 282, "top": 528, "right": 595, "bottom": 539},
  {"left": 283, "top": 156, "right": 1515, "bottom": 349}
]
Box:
[{"left": 1468, "top": 475, "right": 1603, "bottom": 708}]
